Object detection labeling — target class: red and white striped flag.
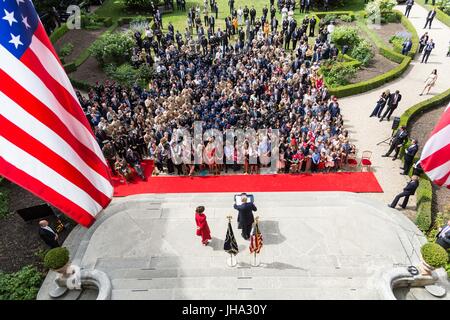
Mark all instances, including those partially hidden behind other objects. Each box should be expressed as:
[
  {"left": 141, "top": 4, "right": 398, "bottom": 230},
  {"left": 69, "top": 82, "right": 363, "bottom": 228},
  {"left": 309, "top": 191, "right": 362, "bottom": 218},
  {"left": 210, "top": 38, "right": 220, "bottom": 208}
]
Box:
[
  {"left": 419, "top": 102, "right": 450, "bottom": 189},
  {"left": 0, "top": 1, "right": 113, "bottom": 227},
  {"left": 249, "top": 221, "right": 263, "bottom": 254}
]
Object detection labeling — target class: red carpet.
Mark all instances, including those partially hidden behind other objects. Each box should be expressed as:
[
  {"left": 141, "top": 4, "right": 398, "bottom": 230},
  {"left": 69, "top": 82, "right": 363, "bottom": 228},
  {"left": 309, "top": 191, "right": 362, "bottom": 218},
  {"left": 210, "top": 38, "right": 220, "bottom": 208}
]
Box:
[{"left": 112, "top": 160, "right": 383, "bottom": 196}]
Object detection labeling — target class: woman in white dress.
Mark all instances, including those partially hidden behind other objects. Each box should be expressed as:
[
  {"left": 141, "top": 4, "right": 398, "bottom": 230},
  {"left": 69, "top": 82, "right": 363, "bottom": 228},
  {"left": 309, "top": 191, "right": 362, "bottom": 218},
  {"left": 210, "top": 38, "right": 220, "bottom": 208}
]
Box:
[{"left": 420, "top": 69, "right": 438, "bottom": 96}]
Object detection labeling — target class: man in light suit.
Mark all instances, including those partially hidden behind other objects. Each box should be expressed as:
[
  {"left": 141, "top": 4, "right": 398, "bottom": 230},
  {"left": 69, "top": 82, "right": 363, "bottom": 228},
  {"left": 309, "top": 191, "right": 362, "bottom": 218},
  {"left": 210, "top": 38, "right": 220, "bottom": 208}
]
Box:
[
  {"left": 233, "top": 195, "right": 257, "bottom": 240},
  {"left": 400, "top": 139, "right": 418, "bottom": 175},
  {"left": 382, "top": 125, "right": 408, "bottom": 160},
  {"left": 38, "top": 220, "right": 60, "bottom": 248},
  {"left": 436, "top": 220, "right": 450, "bottom": 250},
  {"left": 380, "top": 90, "right": 402, "bottom": 121},
  {"left": 388, "top": 175, "right": 419, "bottom": 209}
]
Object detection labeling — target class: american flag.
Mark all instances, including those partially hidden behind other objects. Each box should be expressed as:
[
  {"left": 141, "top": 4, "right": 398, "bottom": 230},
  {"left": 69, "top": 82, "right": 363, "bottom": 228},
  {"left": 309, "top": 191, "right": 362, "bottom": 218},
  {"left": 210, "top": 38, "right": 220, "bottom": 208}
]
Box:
[
  {"left": 420, "top": 102, "right": 450, "bottom": 189},
  {"left": 249, "top": 220, "right": 263, "bottom": 254},
  {"left": 0, "top": 0, "right": 113, "bottom": 227}
]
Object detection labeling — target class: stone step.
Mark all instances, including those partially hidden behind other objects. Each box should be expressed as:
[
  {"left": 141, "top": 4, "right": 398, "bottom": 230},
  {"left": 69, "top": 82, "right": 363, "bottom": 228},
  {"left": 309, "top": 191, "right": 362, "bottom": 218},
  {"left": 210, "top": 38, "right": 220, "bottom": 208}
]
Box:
[
  {"left": 107, "top": 265, "right": 373, "bottom": 280},
  {"left": 111, "top": 276, "right": 370, "bottom": 290},
  {"left": 111, "top": 287, "right": 379, "bottom": 300}
]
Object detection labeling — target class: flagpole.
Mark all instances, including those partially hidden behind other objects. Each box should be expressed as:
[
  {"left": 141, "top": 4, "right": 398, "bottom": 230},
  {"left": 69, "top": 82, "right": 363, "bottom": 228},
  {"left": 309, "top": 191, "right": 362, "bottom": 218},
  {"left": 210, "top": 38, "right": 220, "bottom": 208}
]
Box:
[
  {"left": 226, "top": 215, "right": 237, "bottom": 267},
  {"left": 251, "top": 216, "right": 260, "bottom": 267}
]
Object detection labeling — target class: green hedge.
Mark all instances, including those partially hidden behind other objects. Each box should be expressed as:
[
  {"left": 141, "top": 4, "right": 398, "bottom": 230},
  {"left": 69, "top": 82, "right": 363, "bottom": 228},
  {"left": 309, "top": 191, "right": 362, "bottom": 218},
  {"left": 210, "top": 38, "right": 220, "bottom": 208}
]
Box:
[
  {"left": 315, "top": 11, "right": 356, "bottom": 20},
  {"left": 325, "top": 17, "right": 415, "bottom": 97},
  {"left": 327, "top": 56, "right": 411, "bottom": 97},
  {"left": 63, "top": 62, "right": 77, "bottom": 73},
  {"left": 49, "top": 24, "right": 69, "bottom": 44},
  {"left": 436, "top": 8, "right": 450, "bottom": 28},
  {"left": 397, "top": 88, "right": 450, "bottom": 232},
  {"left": 416, "top": 178, "right": 433, "bottom": 232}
]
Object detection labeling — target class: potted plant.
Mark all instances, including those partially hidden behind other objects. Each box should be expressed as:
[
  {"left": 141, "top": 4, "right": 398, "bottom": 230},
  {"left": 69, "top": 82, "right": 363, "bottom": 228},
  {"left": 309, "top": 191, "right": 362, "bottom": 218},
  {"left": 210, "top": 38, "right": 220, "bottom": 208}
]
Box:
[
  {"left": 44, "top": 247, "right": 70, "bottom": 274},
  {"left": 420, "top": 243, "right": 448, "bottom": 275}
]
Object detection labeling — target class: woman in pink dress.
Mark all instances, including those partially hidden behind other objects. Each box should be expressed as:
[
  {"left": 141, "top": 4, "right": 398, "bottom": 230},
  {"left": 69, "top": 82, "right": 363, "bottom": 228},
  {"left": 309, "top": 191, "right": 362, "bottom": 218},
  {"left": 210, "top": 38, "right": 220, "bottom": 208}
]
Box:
[{"left": 195, "top": 206, "right": 211, "bottom": 246}]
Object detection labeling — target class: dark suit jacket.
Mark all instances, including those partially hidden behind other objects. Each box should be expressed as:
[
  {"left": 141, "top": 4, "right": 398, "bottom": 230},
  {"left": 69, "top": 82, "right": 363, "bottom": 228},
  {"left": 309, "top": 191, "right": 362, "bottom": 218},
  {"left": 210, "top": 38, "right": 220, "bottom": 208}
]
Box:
[
  {"left": 403, "top": 180, "right": 419, "bottom": 195},
  {"left": 234, "top": 202, "right": 257, "bottom": 229},
  {"left": 436, "top": 226, "right": 450, "bottom": 250},
  {"left": 388, "top": 93, "right": 402, "bottom": 107},
  {"left": 39, "top": 227, "right": 60, "bottom": 248},
  {"left": 405, "top": 144, "right": 418, "bottom": 159},
  {"left": 427, "top": 10, "right": 436, "bottom": 20},
  {"left": 392, "top": 129, "right": 408, "bottom": 146}
]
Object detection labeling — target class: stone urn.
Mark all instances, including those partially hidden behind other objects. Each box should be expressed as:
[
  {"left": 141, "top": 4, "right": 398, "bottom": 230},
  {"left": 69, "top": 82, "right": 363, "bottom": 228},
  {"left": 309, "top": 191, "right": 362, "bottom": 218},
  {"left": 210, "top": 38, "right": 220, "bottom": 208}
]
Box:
[{"left": 420, "top": 260, "right": 435, "bottom": 276}]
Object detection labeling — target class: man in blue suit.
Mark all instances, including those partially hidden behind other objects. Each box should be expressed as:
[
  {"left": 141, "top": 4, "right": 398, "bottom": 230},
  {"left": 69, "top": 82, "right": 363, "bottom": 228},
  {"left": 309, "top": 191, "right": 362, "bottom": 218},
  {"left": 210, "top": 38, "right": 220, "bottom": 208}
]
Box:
[
  {"left": 233, "top": 195, "right": 257, "bottom": 240},
  {"left": 402, "top": 38, "right": 412, "bottom": 56}
]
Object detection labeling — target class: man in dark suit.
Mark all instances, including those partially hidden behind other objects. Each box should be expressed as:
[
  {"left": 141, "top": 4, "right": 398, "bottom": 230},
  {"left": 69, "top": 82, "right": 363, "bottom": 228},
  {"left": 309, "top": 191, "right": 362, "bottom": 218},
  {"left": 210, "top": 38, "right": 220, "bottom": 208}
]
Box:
[
  {"left": 421, "top": 39, "right": 435, "bottom": 63},
  {"left": 401, "top": 38, "right": 412, "bottom": 56},
  {"left": 380, "top": 90, "right": 402, "bottom": 121},
  {"left": 309, "top": 16, "right": 316, "bottom": 36},
  {"left": 233, "top": 195, "right": 257, "bottom": 240},
  {"left": 209, "top": 15, "right": 215, "bottom": 33},
  {"left": 39, "top": 220, "right": 60, "bottom": 248},
  {"left": 389, "top": 175, "right": 419, "bottom": 209},
  {"left": 400, "top": 139, "right": 418, "bottom": 175},
  {"left": 436, "top": 220, "right": 450, "bottom": 250},
  {"left": 382, "top": 126, "right": 408, "bottom": 160},
  {"left": 424, "top": 8, "right": 436, "bottom": 29},
  {"left": 405, "top": 0, "right": 414, "bottom": 17}
]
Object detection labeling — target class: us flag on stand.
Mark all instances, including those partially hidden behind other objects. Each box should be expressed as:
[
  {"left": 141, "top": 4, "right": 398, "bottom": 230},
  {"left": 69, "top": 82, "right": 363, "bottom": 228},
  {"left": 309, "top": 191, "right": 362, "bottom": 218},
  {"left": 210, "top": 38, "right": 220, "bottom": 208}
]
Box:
[
  {"left": 0, "top": 0, "right": 113, "bottom": 227},
  {"left": 249, "top": 220, "right": 263, "bottom": 254},
  {"left": 420, "top": 102, "right": 450, "bottom": 189}
]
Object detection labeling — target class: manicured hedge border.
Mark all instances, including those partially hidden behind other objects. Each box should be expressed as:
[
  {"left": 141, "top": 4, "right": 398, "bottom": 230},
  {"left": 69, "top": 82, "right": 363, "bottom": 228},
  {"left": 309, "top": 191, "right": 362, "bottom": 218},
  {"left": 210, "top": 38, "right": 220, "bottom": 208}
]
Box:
[
  {"left": 49, "top": 24, "right": 69, "bottom": 44},
  {"left": 315, "top": 11, "right": 356, "bottom": 20},
  {"left": 398, "top": 88, "right": 450, "bottom": 232},
  {"left": 326, "top": 15, "right": 417, "bottom": 98}
]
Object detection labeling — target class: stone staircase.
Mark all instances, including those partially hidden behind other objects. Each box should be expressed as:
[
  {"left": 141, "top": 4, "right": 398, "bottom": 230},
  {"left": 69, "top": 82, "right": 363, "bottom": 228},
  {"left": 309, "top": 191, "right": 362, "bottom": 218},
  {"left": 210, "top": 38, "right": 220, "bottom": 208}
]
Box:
[{"left": 94, "top": 256, "right": 381, "bottom": 300}]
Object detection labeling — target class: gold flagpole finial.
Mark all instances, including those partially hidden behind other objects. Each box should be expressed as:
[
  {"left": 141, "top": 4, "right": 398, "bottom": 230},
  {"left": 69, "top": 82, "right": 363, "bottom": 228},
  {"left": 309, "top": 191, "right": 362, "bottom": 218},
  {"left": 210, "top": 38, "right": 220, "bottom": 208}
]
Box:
[{"left": 226, "top": 215, "right": 232, "bottom": 221}]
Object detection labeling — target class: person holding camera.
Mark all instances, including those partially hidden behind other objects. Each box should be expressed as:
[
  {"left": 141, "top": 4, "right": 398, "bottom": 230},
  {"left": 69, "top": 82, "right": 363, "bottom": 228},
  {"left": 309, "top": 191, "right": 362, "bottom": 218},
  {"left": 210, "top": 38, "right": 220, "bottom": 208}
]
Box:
[{"left": 382, "top": 125, "right": 408, "bottom": 161}]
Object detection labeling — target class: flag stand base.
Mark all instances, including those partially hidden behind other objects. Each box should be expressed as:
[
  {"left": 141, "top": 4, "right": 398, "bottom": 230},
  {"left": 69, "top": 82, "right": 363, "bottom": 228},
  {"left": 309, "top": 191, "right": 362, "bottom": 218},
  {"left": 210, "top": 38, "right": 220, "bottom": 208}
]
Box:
[
  {"left": 227, "top": 254, "right": 237, "bottom": 267},
  {"left": 251, "top": 253, "right": 260, "bottom": 267}
]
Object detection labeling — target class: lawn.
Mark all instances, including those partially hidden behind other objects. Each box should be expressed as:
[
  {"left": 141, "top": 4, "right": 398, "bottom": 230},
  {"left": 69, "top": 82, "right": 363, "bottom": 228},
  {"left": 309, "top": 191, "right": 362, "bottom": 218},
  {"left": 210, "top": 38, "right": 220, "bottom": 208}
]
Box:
[{"left": 95, "top": 0, "right": 366, "bottom": 34}]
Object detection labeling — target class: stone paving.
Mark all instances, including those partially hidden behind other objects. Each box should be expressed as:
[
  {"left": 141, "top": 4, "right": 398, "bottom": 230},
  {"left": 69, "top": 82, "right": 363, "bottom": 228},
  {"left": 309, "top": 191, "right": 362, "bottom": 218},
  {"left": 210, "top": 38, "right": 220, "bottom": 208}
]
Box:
[
  {"left": 340, "top": 4, "right": 450, "bottom": 209},
  {"left": 38, "top": 192, "right": 436, "bottom": 300}
]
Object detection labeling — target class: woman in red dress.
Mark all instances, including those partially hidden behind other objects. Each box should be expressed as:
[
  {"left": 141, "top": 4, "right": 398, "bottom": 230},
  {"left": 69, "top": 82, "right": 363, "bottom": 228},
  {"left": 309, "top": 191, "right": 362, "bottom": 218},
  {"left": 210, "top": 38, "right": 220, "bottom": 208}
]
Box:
[{"left": 195, "top": 206, "right": 211, "bottom": 246}]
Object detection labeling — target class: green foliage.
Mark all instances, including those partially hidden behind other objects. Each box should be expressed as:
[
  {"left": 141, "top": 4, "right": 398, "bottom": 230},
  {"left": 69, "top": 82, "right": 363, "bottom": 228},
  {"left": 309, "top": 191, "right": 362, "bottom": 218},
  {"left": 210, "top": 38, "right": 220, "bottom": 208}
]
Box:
[
  {"left": 321, "top": 14, "right": 338, "bottom": 25},
  {"left": 105, "top": 63, "right": 155, "bottom": 88},
  {"left": 340, "top": 14, "right": 354, "bottom": 22},
  {"left": 327, "top": 56, "right": 411, "bottom": 97},
  {"left": 321, "top": 61, "right": 357, "bottom": 87},
  {"left": 0, "top": 181, "right": 9, "bottom": 219},
  {"left": 59, "top": 43, "right": 74, "bottom": 58},
  {"left": 440, "top": 0, "right": 450, "bottom": 15},
  {"left": 49, "top": 24, "right": 69, "bottom": 44},
  {"left": 89, "top": 31, "right": 135, "bottom": 66},
  {"left": 415, "top": 178, "right": 433, "bottom": 232},
  {"left": 350, "top": 40, "right": 374, "bottom": 66},
  {"left": 64, "top": 62, "right": 77, "bottom": 73},
  {"left": 389, "top": 35, "right": 405, "bottom": 50},
  {"left": 0, "top": 266, "right": 44, "bottom": 300},
  {"left": 331, "top": 26, "right": 361, "bottom": 48},
  {"left": 43, "top": 247, "right": 70, "bottom": 270},
  {"left": 124, "top": 0, "right": 160, "bottom": 10},
  {"left": 421, "top": 243, "right": 449, "bottom": 268},
  {"left": 366, "top": 0, "right": 397, "bottom": 24},
  {"left": 70, "top": 77, "right": 91, "bottom": 91}
]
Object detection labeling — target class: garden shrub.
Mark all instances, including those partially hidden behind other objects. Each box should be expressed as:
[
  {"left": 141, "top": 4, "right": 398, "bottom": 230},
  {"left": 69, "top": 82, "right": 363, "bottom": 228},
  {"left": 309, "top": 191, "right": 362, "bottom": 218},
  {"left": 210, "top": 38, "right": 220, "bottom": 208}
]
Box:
[
  {"left": 43, "top": 247, "right": 70, "bottom": 270},
  {"left": 350, "top": 40, "right": 374, "bottom": 66},
  {"left": 331, "top": 26, "right": 360, "bottom": 48},
  {"left": 0, "top": 266, "right": 44, "bottom": 300},
  {"left": 339, "top": 14, "right": 353, "bottom": 22},
  {"left": 366, "top": 0, "right": 397, "bottom": 24},
  {"left": 64, "top": 62, "right": 77, "bottom": 73},
  {"left": 321, "top": 14, "right": 338, "bottom": 25},
  {"left": 421, "top": 243, "right": 449, "bottom": 268},
  {"left": 59, "top": 43, "right": 74, "bottom": 58},
  {"left": 105, "top": 63, "right": 155, "bottom": 88},
  {"left": 89, "top": 32, "right": 135, "bottom": 66},
  {"left": 49, "top": 24, "right": 69, "bottom": 44},
  {"left": 321, "top": 61, "right": 357, "bottom": 87}
]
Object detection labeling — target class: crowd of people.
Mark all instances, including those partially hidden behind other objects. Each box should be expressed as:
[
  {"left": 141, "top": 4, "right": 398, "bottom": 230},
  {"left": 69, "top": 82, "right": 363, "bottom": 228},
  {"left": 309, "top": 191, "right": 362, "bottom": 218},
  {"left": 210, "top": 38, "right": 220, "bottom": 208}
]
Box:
[{"left": 77, "top": 1, "right": 358, "bottom": 181}]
